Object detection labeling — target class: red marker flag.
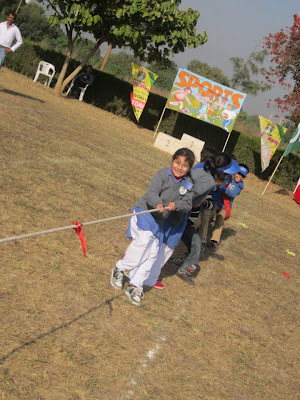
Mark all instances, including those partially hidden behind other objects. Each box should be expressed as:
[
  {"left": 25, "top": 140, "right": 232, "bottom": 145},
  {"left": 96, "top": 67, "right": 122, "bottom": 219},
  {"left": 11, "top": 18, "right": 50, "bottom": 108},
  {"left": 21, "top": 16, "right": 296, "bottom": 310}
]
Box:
[{"left": 73, "top": 221, "right": 87, "bottom": 257}]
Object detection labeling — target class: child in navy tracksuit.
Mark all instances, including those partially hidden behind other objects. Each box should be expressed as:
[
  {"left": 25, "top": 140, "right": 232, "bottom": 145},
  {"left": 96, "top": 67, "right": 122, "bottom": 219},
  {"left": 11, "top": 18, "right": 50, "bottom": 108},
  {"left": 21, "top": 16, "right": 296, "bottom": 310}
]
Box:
[
  {"left": 174, "top": 153, "right": 240, "bottom": 286},
  {"left": 189, "top": 147, "right": 217, "bottom": 252},
  {"left": 110, "top": 148, "right": 195, "bottom": 306},
  {"left": 210, "top": 163, "right": 249, "bottom": 248}
]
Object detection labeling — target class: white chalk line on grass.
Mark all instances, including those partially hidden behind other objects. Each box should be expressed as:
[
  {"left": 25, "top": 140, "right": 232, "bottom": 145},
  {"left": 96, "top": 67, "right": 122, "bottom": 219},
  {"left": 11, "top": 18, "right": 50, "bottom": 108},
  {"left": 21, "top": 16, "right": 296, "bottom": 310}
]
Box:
[
  {"left": 121, "top": 241, "right": 232, "bottom": 399},
  {"left": 121, "top": 216, "right": 250, "bottom": 399},
  {"left": 121, "top": 299, "right": 189, "bottom": 400}
]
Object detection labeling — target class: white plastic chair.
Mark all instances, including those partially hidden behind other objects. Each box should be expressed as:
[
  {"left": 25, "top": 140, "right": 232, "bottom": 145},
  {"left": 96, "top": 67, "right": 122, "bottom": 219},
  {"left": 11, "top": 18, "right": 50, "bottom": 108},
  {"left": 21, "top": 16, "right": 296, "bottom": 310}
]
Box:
[
  {"left": 33, "top": 61, "right": 55, "bottom": 87},
  {"left": 66, "top": 78, "right": 89, "bottom": 101}
]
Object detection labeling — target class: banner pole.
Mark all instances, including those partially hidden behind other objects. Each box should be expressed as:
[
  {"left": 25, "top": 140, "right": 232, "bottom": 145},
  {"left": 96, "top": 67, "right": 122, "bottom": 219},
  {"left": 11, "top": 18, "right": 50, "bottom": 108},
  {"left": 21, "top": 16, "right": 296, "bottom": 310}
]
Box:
[
  {"left": 222, "top": 131, "right": 232, "bottom": 152},
  {"left": 261, "top": 155, "right": 284, "bottom": 196},
  {"left": 153, "top": 106, "right": 166, "bottom": 138}
]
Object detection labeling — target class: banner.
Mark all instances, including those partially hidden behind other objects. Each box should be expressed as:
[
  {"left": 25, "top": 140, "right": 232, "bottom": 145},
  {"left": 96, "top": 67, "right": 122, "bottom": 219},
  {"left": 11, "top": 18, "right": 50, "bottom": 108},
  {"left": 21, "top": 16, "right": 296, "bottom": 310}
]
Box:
[
  {"left": 166, "top": 68, "right": 246, "bottom": 133},
  {"left": 131, "top": 63, "right": 158, "bottom": 122},
  {"left": 259, "top": 116, "right": 287, "bottom": 171},
  {"left": 283, "top": 123, "right": 300, "bottom": 157}
]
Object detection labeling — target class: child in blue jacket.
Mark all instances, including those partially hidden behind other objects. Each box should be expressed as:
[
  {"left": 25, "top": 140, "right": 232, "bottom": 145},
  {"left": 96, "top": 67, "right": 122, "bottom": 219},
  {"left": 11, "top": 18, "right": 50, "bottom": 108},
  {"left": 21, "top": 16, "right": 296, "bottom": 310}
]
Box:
[{"left": 210, "top": 163, "right": 249, "bottom": 248}]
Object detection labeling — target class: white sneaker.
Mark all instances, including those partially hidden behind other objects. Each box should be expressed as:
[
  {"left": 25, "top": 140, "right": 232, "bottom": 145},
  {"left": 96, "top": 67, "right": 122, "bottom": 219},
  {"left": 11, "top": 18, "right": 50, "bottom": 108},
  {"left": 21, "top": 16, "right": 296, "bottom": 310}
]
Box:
[
  {"left": 110, "top": 267, "right": 125, "bottom": 290},
  {"left": 124, "top": 286, "right": 144, "bottom": 306}
]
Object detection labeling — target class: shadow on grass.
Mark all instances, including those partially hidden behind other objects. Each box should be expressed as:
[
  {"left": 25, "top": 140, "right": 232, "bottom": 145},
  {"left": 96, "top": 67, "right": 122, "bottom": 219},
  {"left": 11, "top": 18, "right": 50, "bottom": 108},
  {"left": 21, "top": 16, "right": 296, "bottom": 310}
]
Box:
[
  {"left": 0, "top": 294, "right": 121, "bottom": 365},
  {"left": 160, "top": 261, "right": 181, "bottom": 279},
  {"left": 200, "top": 227, "right": 237, "bottom": 261},
  {"left": 275, "top": 188, "right": 290, "bottom": 196},
  {"left": 1, "top": 88, "right": 45, "bottom": 103},
  {"left": 221, "top": 227, "right": 237, "bottom": 241},
  {"left": 200, "top": 250, "right": 225, "bottom": 262},
  {"left": 159, "top": 226, "right": 238, "bottom": 281}
]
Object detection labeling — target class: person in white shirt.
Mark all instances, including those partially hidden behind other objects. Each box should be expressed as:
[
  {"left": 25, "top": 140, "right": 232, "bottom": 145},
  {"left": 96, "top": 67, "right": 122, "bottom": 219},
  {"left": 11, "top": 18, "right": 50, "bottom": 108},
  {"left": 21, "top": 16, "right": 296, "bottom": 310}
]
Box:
[{"left": 0, "top": 12, "right": 23, "bottom": 70}]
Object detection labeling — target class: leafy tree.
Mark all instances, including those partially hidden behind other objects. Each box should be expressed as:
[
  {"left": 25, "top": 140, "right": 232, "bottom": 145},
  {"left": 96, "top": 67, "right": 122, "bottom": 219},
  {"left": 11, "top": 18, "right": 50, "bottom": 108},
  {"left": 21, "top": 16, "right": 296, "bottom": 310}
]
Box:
[
  {"left": 187, "top": 60, "right": 230, "bottom": 86},
  {"left": 147, "top": 60, "right": 178, "bottom": 91},
  {"left": 236, "top": 110, "right": 260, "bottom": 132},
  {"left": 72, "top": 39, "right": 102, "bottom": 67},
  {"left": 2, "top": 2, "right": 101, "bottom": 71},
  {"left": 263, "top": 14, "right": 300, "bottom": 122},
  {"left": 230, "top": 50, "right": 271, "bottom": 94},
  {"left": 37, "top": 0, "right": 207, "bottom": 96},
  {"left": 15, "top": 3, "right": 62, "bottom": 43},
  {"left": 43, "top": 33, "right": 68, "bottom": 54},
  {"left": 36, "top": 0, "right": 100, "bottom": 95},
  {"left": 104, "top": 52, "right": 136, "bottom": 81},
  {"left": 0, "top": 1, "right": 19, "bottom": 18}
]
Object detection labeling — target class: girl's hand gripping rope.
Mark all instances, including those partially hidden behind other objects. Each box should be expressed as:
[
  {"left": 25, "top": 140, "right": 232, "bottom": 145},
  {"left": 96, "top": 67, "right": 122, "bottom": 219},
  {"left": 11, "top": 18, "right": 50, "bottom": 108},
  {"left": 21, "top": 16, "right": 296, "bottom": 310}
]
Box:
[
  {"left": 166, "top": 201, "right": 176, "bottom": 212},
  {"left": 156, "top": 204, "right": 172, "bottom": 213},
  {"left": 156, "top": 203, "right": 165, "bottom": 213}
]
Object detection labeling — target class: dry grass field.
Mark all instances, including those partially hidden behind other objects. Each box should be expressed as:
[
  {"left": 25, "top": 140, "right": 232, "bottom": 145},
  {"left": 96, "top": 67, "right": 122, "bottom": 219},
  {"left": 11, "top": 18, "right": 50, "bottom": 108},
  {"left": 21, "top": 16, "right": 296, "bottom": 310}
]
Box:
[{"left": 0, "top": 68, "right": 299, "bottom": 400}]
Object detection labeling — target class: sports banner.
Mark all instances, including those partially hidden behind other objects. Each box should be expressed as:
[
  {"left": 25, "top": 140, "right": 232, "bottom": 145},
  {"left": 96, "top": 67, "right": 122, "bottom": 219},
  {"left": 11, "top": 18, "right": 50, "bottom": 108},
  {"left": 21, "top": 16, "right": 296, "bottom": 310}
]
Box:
[
  {"left": 166, "top": 68, "right": 246, "bottom": 133},
  {"left": 131, "top": 63, "right": 158, "bottom": 122},
  {"left": 259, "top": 116, "right": 287, "bottom": 171}
]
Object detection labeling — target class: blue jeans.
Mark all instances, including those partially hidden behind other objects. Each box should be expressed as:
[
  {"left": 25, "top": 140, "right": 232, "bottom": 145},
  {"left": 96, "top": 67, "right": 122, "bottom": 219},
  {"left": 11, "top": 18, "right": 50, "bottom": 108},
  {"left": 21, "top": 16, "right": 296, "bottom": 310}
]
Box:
[
  {"left": 0, "top": 48, "right": 7, "bottom": 70},
  {"left": 178, "top": 222, "right": 202, "bottom": 274}
]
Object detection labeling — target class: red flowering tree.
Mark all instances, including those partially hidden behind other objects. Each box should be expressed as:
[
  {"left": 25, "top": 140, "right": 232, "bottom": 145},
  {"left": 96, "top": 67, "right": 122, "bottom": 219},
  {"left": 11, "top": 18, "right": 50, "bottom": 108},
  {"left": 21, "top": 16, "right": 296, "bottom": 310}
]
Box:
[{"left": 263, "top": 14, "right": 300, "bottom": 122}]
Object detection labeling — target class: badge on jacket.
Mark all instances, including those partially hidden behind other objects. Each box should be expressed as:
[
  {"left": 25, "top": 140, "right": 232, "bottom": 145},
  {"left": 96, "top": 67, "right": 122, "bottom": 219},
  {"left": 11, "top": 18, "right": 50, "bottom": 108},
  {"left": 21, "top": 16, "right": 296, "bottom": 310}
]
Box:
[
  {"left": 179, "top": 179, "right": 193, "bottom": 195},
  {"left": 179, "top": 186, "right": 187, "bottom": 195}
]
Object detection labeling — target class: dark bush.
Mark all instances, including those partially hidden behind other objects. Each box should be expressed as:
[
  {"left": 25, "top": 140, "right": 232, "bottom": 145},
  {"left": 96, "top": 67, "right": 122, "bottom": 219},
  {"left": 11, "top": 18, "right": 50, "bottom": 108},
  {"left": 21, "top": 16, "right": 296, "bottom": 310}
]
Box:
[{"left": 5, "top": 40, "right": 80, "bottom": 84}]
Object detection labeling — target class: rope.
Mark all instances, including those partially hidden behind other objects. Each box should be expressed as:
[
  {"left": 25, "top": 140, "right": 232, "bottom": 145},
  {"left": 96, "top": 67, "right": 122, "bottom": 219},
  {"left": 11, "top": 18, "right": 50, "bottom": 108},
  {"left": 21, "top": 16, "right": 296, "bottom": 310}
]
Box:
[{"left": 0, "top": 208, "right": 167, "bottom": 245}]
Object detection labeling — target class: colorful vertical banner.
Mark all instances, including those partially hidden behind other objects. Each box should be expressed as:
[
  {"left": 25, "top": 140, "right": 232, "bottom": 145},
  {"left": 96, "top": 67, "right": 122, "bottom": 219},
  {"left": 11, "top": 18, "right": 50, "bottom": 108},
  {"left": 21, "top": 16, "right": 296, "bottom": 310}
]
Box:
[
  {"left": 283, "top": 123, "right": 300, "bottom": 157},
  {"left": 259, "top": 116, "right": 287, "bottom": 171},
  {"left": 131, "top": 63, "right": 158, "bottom": 122},
  {"left": 165, "top": 68, "right": 246, "bottom": 133}
]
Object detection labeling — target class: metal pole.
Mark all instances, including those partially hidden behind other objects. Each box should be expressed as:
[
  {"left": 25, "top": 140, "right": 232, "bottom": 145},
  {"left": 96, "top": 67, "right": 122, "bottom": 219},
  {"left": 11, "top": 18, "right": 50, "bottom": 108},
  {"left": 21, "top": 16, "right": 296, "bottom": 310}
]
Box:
[
  {"left": 15, "top": 0, "right": 23, "bottom": 14},
  {"left": 153, "top": 106, "right": 166, "bottom": 139},
  {"left": 261, "top": 155, "right": 283, "bottom": 196},
  {"left": 222, "top": 131, "right": 232, "bottom": 152}
]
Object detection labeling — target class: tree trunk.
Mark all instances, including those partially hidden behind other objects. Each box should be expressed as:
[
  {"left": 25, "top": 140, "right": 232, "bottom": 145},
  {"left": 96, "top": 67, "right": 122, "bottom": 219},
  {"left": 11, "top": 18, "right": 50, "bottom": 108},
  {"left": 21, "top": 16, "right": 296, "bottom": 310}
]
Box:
[
  {"left": 60, "top": 40, "right": 101, "bottom": 94},
  {"left": 100, "top": 44, "right": 112, "bottom": 72},
  {"left": 54, "top": 34, "right": 73, "bottom": 97}
]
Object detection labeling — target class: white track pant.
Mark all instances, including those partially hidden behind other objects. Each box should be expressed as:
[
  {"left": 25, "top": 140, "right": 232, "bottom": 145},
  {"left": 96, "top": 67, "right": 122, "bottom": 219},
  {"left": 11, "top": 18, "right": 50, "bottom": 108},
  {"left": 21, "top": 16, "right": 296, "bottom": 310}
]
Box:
[{"left": 116, "top": 215, "right": 173, "bottom": 288}]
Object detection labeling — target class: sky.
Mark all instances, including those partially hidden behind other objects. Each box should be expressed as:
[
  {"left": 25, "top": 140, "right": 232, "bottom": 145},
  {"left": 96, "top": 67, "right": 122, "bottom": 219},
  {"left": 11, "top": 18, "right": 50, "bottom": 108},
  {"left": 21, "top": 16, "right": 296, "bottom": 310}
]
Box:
[{"left": 173, "top": 0, "right": 298, "bottom": 122}]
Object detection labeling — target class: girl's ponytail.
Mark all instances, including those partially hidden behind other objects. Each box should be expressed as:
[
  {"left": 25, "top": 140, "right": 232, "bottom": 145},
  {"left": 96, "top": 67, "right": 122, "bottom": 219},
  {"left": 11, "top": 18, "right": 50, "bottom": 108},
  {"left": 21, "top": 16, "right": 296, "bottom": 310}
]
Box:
[
  {"left": 203, "top": 156, "right": 217, "bottom": 176},
  {"left": 204, "top": 152, "right": 232, "bottom": 178}
]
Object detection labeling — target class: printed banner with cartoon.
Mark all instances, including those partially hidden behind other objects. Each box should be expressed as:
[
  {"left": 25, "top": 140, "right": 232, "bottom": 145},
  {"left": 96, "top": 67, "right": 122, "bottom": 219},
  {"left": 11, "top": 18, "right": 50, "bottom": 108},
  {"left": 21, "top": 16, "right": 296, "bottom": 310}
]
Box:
[
  {"left": 166, "top": 68, "right": 246, "bottom": 133},
  {"left": 131, "top": 63, "right": 158, "bottom": 122},
  {"left": 259, "top": 116, "right": 286, "bottom": 171}
]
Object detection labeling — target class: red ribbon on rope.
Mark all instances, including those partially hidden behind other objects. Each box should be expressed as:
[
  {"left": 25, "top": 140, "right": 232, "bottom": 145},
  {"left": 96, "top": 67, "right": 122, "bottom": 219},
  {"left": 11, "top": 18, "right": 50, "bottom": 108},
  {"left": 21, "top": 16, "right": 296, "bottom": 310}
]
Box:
[{"left": 73, "top": 221, "right": 87, "bottom": 257}]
